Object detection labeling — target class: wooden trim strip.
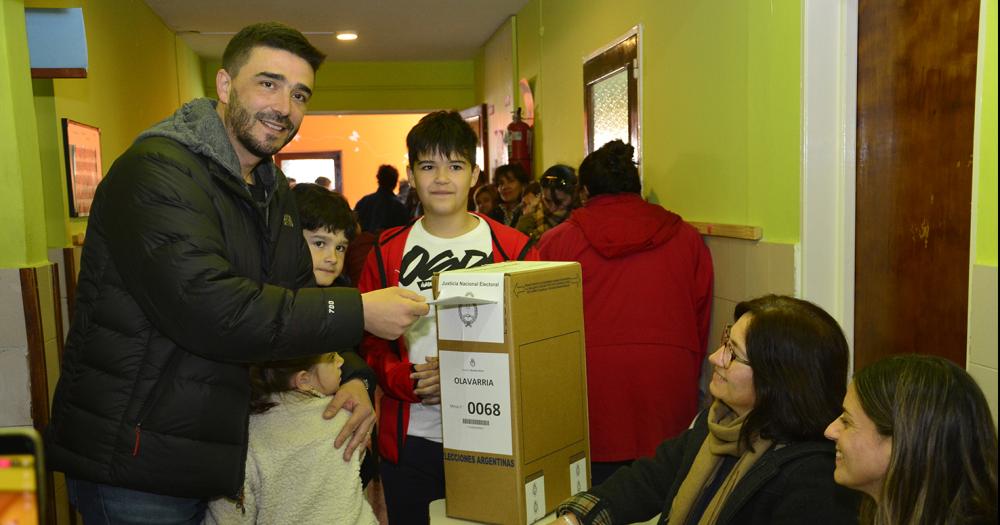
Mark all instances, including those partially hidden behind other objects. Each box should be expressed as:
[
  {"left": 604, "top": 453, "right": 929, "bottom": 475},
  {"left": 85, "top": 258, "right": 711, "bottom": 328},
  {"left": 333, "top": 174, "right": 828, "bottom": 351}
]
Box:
[
  {"left": 62, "top": 247, "right": 78, "bottom": 326},
  {"left": 689, "top": 222, "right": 763, "bottom": 241},
  {"left": 19, "top": 267, "right": 49, "bottom": 430},
  {"left": 19, "top": 266, "right": 60, "bottom": 525},
  {"left": 52, "top": 262, "right": 66, "bottom": 366},
  {"left": 31, "top": 67, "right": 87, "bottom": 79}
]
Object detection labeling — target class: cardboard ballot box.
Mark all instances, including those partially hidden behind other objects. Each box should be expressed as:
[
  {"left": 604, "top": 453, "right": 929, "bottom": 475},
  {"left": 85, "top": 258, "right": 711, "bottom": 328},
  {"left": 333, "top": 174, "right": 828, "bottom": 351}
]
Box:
[{"left": 433, "top": 261, "right": 590, "bottom": 524}]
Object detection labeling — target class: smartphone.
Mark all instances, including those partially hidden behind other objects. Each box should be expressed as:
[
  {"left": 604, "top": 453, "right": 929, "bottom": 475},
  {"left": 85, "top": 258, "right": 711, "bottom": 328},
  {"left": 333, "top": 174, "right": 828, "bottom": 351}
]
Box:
[{"left": 0, "top": 427, "right": 44, "bottom": 525}]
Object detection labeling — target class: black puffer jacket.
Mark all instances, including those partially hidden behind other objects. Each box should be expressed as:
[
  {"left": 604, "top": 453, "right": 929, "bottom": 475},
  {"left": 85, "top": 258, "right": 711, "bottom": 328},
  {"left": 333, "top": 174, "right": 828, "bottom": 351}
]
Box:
[{"left": 46, "top": 99, "right": 370, "bottom": 498}]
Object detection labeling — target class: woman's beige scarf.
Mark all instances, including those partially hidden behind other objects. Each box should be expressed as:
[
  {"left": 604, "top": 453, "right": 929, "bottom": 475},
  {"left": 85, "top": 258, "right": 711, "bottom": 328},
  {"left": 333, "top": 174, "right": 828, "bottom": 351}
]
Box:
[{"left": 667, "top": 401, "right": 772, "bottom": 525}]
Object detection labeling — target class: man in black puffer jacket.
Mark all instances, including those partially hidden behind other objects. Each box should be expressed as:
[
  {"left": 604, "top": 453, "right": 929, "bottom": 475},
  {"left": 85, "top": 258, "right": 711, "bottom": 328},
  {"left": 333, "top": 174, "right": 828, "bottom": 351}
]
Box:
[{"left": 45, "top": 23, "right": 428, "bottom": 523}]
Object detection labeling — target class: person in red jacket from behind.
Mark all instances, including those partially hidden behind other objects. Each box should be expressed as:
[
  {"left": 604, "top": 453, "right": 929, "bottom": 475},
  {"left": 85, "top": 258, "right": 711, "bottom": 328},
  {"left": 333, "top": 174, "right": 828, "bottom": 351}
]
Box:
[
  {"left": 359, "top": 111, "right": 537, "bottom": 524},
  {"left": 538, "top": 140, "right": 713, "bottom": 485}
]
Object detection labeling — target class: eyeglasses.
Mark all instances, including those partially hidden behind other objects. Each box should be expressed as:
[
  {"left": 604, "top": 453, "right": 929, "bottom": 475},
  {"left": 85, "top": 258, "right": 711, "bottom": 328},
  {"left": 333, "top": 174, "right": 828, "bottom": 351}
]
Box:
[
  {"left": 540, "top": 175, "right": 573, "bottom": 191},
  {"left": 719, "top": 324, "right": 751, "bottom": 369}
]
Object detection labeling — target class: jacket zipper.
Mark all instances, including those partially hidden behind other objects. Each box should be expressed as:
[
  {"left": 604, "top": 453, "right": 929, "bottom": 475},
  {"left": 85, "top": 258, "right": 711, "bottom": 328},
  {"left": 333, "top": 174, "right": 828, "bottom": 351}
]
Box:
[{"left": 131, "top": 351, "right": 184, "bottom": 456}]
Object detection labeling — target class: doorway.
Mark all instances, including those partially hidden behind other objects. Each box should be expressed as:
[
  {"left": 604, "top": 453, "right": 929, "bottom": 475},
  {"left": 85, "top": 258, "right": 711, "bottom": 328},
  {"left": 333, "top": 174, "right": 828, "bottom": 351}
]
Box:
[{"left": 854, "top": 0, "right": 981, "bottom": 370}]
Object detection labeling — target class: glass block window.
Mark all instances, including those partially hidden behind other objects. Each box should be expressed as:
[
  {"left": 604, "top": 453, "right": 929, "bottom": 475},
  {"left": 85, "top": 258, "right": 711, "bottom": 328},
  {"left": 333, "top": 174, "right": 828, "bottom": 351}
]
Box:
[
  {"left": 591, "top": 69, "right": 630, "bottom": 150},
  {"left": 583, "top": 31, "right": 639, "bottom": 163}
]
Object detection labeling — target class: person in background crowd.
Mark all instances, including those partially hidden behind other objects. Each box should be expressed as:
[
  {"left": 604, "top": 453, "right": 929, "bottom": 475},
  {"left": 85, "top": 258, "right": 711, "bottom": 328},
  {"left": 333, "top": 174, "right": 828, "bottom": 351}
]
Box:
[
  {"left": 489, "top": 163, "right": 532, "bottom": 226},
  {"left": 466, "top": 165, "right": 490, "bottom": 212},
  {"left": 539, "top": 140, "right": 713, "bottom": 485},
  {"left": 355, "top": 164, "right": 411, "bottom": 233},
  {"left": 204, "top": 351, "right": 377, "bottom": 525},
  {"left": 521, "top": 180, "right": 542, "bottom": 212},
  {"left": 550, "top": 295, "right": 860, "bottom": 525},
  {"left": 473, "top": 184, "right": 500, "bottom": 218},
  {"left": 359, "top": 111, "right": 537, "bottom": 525},
  {"left": 344, "top": 225, "right": 377, "bottom": 290},
  {"left": 396, "top": 180, "right": 411, "bottom": 204},
  {"left": 287, "top": 177, "right": 297, "bottom": 188},
  {"left": 315, "top": 176, "right": 333, "bottom": 189},
  {"left": 44, "top": 22, "right": 427, "bottom": 524},
  {"left": 516, "top": 164, "right": 580, "bottom": 242},
  {"left": 825, "top": 354, "right": 998, "bottom": 525},
  {"left": 403, "top": 182, "right": 422, "bottom": 219}
]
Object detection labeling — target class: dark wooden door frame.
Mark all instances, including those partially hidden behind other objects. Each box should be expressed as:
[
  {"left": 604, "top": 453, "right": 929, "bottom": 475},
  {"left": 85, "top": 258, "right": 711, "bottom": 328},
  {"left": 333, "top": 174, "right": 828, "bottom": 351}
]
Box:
[
  {"left": 583, "top": 29, "right": 640, "bottom": 157},
  {"left": 854, "top": 0, "right": 980, "bottom": 370}
]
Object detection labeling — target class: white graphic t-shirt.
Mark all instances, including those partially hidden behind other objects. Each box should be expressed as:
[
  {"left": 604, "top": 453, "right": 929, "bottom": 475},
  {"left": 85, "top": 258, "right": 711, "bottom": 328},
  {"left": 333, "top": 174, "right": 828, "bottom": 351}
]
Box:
[{"left": 400, "top": 215, "right": 492, "bottom": 442}]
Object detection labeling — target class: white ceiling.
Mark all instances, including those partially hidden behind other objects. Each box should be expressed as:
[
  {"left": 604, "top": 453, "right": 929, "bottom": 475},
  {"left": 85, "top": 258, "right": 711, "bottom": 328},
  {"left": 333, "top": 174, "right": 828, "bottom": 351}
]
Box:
[{"left": 143, "top": 0, "right": 531, "bottom": 62}]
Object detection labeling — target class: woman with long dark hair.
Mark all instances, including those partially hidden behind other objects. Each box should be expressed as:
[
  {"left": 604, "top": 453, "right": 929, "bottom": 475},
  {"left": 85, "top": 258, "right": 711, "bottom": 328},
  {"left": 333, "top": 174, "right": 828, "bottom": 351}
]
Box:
[
  {"left": 825, "top": 354, "right": 998, "bottom": 525},
  {"left": 549, "top": 295, "right": 860, "bottom": 525}
]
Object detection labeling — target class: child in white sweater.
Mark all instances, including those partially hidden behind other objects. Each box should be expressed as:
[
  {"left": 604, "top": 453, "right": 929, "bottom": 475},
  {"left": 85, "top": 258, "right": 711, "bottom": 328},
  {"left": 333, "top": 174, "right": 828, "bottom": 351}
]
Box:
[{"left": 204, "top": 351, "right": 377, "bottom": 524}]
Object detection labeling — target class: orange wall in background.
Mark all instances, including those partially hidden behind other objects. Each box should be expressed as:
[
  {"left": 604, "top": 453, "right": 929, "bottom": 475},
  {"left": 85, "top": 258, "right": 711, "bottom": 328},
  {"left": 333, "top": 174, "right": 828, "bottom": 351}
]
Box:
[{"left": 280, "top": 113, "right": 426, "bottom": 206}]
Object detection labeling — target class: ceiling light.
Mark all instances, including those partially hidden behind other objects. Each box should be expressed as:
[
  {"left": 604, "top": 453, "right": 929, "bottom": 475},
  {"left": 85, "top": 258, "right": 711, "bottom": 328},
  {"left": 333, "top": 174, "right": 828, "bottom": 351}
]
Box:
[{"left": 336, "top": 31, "right": 358, "bottom": 41}]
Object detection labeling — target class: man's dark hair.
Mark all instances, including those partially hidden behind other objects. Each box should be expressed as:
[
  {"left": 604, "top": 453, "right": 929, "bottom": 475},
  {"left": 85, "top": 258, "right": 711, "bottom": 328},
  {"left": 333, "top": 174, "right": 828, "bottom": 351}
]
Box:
[
  {"left": 222, "top": 22, "right": 326, "bottom": 76},
  {"left": 406, "top": 111, "right": 477, "bottom": 168},
  {"left": 734, "top": 295, "right": 849, "bottom": 450},
  {"left": 492, "top": 163, "right": 532, "bottom": 187},
  {"left": 578, "top": 140, "right": 641, "bottom": 197},
  {"left": 292, "top": 183, "right": 357, "bottom": 240},
  {"left": 376, "top": 165, "right": 400, "bottom": 190}
]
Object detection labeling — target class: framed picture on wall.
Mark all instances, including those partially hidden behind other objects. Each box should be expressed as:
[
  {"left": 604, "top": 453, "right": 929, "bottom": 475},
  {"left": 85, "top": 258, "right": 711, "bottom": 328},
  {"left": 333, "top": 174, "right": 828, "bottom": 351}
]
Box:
[{"left": 61, "top": 118, "right": 103, "bottom": 217}]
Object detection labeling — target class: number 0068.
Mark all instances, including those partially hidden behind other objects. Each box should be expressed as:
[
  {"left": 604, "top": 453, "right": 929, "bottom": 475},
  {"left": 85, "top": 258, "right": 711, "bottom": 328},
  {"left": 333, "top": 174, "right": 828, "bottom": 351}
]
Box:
[{"left": 467, "top": 402, "right": 501, "bottom": 417}]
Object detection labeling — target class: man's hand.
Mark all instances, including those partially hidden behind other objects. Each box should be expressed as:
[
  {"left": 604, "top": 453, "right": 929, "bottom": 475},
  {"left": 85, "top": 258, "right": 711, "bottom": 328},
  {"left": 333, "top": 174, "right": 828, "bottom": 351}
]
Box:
[
  {"left": 323, "top": 378, "right": 376, "bottom": 461},
  {"left": 362, "top": 287, "right": 429, "bottom": 340},
  {"left": 411, "top": 356, "right": 441, "bottom": 405}
]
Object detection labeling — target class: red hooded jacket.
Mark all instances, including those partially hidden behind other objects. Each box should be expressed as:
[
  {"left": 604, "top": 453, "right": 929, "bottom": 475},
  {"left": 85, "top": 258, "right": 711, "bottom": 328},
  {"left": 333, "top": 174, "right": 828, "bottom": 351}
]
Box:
[
  {"left": 538, "top": 193, "right": 713, "bottom": 462},
  {"left": 358, "top": 214, "right": 538, "bottom": 463}
]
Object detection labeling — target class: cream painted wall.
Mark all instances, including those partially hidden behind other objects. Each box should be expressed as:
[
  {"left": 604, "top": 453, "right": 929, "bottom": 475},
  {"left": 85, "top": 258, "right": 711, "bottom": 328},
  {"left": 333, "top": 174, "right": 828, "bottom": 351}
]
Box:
[
  {"left": 279, "top": 113, "right": 425, "bottom": 206},
  {"left": 968, "top": 0, "right": 998, "bottom": 423},
  {"left": 482, "top": 17, "right": 517, "bottom": 178},
  {"left": 974, "top": 0, "right": 998, "bottom": 266}
]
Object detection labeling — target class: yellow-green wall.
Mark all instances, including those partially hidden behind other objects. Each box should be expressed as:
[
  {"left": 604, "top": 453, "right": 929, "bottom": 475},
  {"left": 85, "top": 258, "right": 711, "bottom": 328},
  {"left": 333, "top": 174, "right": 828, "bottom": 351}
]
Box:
[
  {"left": 25, "top": 0, "right": 205, "bottom": 246},
  {"left": 1, "top": 0, "right": 47, "bottom": 267},
  {"left": 976, "top": 0, "right": 998, "bottom": 265},
  {"left": 203, "top": 58, "right": 475, "bottom": 113},
  {"left": 514, "top": 0, "right": 802, "bottom": 242}
]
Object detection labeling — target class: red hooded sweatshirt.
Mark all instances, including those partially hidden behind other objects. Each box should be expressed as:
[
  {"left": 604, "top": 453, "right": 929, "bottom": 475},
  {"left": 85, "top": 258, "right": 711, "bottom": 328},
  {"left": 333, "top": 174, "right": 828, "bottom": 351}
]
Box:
[{"left": 538, "top": 193, "right": 713, "bottom": 461}]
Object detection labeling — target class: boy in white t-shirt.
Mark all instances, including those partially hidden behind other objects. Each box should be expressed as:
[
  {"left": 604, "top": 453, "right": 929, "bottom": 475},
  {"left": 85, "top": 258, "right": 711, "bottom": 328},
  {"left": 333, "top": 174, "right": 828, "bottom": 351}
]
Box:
[{"left": 358, "top": 111, "right": 538, "bottom": 524}]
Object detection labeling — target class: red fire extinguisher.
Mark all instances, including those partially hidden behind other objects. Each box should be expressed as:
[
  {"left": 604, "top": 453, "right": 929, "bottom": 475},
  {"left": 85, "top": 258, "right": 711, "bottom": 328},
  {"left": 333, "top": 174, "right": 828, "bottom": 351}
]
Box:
[{"left": 507, "top": 107, "right": 532, "bottom": 176}]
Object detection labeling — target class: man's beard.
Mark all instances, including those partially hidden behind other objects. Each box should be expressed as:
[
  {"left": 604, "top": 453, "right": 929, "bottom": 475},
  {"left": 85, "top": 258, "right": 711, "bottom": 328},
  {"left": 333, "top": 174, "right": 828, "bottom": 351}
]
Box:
[{"left": 224, "top": 87, "right": 297, "bottom": 158}]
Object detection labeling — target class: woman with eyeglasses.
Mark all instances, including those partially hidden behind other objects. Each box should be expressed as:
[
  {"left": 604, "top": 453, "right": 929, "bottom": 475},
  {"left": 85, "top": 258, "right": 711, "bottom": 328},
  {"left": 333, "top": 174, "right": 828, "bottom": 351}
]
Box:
[
  {"left": 516, "top": 164, "right": 580, "bottom": 241},
  {"left": 548, "top": 295, "right": 860, "bottom": 525},
  {"left": 825, "top": 354, "right": 997, "bottom": 525}
]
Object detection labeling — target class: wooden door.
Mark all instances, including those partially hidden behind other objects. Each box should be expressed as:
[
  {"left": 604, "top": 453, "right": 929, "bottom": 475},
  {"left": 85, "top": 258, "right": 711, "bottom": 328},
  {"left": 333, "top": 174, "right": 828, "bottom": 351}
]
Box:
[{"left": 855, "top": 0, "right": 980, "bottom": 370}]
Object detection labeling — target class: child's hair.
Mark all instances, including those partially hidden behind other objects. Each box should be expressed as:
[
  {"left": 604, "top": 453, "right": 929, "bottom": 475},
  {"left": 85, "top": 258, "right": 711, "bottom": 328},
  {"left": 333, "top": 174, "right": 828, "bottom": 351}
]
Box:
[
  {"left": 249, "top": 353, "right": 341, "bottom": 414},
  {"left": 523, "top": 181, "right": 541, "bottom": 199},
  {"left": 474, "top": 184, "right": 499, "bottom": 205},
  {"left": 492, "top": 163, "right": 532, "bottom": 187},
  {"left": 406, "top": 111, "right": 477, "bottom": 168},
  {"left": 579, "top": 140, "right": 641, "bottom": 197},
  {"left": 293, "top": 183, "right": 357, "bottom": 240}
]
